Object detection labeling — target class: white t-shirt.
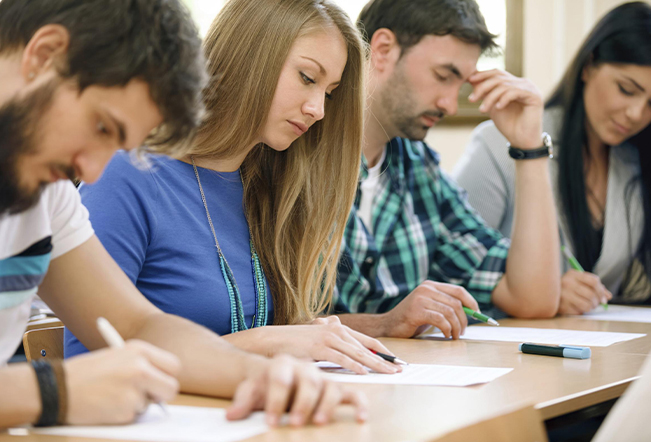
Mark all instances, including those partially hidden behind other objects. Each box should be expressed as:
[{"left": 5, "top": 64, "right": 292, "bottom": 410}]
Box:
[
  {"left": 0, "top": 180, "right": 93, "bottom": 365},
  {"left": 358, "top": 148, "right": 387, "bottom": 234}
]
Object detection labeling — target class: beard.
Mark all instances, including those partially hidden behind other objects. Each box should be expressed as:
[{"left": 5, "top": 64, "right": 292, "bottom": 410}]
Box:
[
  {"left": 0, "top": 80, "right": 65, "bottom": 215},
  {"left": 379, "top": 62, "right": 445, "bottom": 142}
]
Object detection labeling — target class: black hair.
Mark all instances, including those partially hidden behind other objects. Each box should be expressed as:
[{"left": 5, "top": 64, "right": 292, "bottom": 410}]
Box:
[
  {"left": 357, "top": 0, "right": 498, "bottom": 55},
  {"left": 0, "top": 0, "right": 207, "bottom": 149},
  {"left": 547, "top": 2, "right": 651, "bottom": 275}
]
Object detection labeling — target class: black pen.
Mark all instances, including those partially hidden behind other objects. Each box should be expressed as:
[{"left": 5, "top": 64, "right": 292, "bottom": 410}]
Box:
[{"left": 370, "top": 349, "right": 409, "bottom": 365}]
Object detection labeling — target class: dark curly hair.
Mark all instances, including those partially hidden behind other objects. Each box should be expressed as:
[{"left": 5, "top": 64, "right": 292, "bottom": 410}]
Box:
[{"left": 0, "top": 0, "right": 207, "bottom": 152}]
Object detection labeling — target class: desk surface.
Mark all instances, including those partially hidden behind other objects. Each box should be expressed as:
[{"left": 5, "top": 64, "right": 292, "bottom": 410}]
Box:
[{"left": 2, "top": 316, "right": 649, "bottom": 442}]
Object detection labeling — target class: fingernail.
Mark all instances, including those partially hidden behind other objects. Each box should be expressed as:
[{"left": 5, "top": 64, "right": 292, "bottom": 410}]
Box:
[
  {"left": 479, "top": 104, "right": 486, "bottom": 112},
  {"left": 314, "top": 412, "right": 327, "bottom": 424},
  {"left": 290, "top": 413, "right": 303, "bottom": 427},
  {"left": 266, "top": 414, "right": 278, "bottom": 427},
  {"left": 468, "top": 93, "right": 475, "bottom": 101}
]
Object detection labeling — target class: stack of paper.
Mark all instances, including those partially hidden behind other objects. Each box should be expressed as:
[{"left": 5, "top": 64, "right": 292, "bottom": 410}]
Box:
[
  {"left": 316, "top": 361, "right": 513, "bottom": 386},
  {"left": 419, "top": 326, "right": 645, "bottom": 347},
  {"left": 30, "top": 405, "right": 268, "bottom": 442}
]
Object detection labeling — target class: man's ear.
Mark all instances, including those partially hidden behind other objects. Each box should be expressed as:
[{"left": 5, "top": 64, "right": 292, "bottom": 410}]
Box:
[
  {"left": 21, "top": 24, "right": 70, "bottom": 82},
  {"left": 369, "top": 28, "right": 401, "bottom": 73}
]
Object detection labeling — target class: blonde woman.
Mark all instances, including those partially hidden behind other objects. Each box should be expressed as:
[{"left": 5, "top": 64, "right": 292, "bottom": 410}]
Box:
[{"left": 65, "top": 0, "right": 400, "bottom": 378}]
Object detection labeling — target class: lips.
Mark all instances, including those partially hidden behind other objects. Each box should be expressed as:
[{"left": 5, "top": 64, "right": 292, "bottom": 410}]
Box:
[
  {"left": 612, "top": 119, "right": 632, "bottom": 135},
  {"left": 421, "top": 115, "right": 440, "bottom": 128},
  {"left": 288, "top": 120, "right": 308, "bottom": 136}
]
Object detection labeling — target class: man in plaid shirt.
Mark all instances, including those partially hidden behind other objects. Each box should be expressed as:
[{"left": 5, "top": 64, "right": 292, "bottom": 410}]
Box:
[{"left": 335, "top": 0, "right": 562, "bottom": 340}]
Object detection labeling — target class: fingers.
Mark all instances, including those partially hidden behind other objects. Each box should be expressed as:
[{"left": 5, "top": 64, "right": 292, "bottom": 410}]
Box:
[
  {"left": 348, "top": 328, "right": 393, "bottom": 356},
  {"left": 342, "top": 388, "right": 369, "bottom": 423},
  {"left": 288, "top": 367, "right": 324, "bottom": 427},
  {"left": 313, "top": 384, "right": 369, "bottom": 425},
  {"left": 422, "top": 282, "right": 474, "bottom": 336},
  {"left": 468, "top": 69, "right": 503, "bottom": 84},
  {"left": 133, "top": 359, "right": 180, "bottom": 403},
  {"left": 468, "top": 75, "right": 506, "bottom": 103},
  {"left": 312, "top": 381, "right": 343, "bottom": 425},
  {"left": 124, "top": 340, "right": 182, "bottom": 378},
  {"left": 422, "top": 309, "right": 454, "bottom": 339},
  {"left": 226, "top": 378, "right": 261, "bottom": 421},
  {"left": 318, "top": 324, "right": 398, "bottom": 374},
  {"left": 264, "top": 358, "right": 296, "bottom": 427},
  {"left": 426, "top": 281, "right": 480, "bottom": 311}
]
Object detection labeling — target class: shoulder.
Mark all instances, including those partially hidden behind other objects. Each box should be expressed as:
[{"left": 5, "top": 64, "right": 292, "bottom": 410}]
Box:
[{"left": 80, "top": 151, "right": 165, "bottom": 201}]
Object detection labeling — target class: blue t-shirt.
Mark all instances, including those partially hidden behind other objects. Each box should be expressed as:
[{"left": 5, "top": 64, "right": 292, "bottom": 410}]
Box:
[{"left": 64, "top": 152, "right": 273, "bottom": 357}]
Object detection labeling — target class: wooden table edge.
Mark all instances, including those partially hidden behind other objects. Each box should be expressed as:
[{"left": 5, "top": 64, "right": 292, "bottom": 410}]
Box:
[{"left": 535, "top": 375, "right": 640, "bottom": 420}]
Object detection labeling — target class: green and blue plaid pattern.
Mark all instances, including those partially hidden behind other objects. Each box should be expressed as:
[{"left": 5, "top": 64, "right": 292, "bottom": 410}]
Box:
[{"left": 336, "top": 137, "right": 510, "bottom": 314}]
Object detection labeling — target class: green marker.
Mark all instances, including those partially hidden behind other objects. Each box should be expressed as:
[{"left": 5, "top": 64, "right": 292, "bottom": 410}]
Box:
[
  {"left": 561, "top": 245, "right": 608, "bottom": 310},
  {"left": 463, "top": 307, "right": 499, "bottom": 326}
]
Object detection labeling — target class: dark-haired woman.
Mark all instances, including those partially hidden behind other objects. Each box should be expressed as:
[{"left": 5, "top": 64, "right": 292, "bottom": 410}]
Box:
[{"left": 453, "top": 1, "right": 651, "bottom": 315}]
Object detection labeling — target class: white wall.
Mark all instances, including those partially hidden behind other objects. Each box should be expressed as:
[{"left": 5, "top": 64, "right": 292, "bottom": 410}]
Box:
[{"left": 431, "top": 0, "right": 651, "bottom": 172}]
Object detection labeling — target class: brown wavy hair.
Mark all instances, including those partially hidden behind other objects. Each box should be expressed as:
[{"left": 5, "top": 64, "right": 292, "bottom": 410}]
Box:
[{"left": 187, "top": 0, "right": 366, "bottom": 324}]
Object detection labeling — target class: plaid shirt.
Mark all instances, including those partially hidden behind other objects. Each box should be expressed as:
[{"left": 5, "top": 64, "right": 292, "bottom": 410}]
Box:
[{"left": 335, "top": 137, "right": 510, "bottom": 314}]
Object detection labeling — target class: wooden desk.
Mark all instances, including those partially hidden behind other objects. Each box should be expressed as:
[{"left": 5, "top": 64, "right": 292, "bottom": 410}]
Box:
[{"left": 2, "top": 316, "right": 649, "bottom": 442}]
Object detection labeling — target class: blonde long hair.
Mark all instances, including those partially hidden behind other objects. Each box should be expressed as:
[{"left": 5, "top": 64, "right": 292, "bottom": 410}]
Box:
[{"left": 189, "top": 0, "right": 366, "bottom": 325}]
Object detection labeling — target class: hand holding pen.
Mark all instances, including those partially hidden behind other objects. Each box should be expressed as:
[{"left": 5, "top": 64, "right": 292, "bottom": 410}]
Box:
[
  {"left": 96, "top": 317, "right": 176, "bottom": 415},
  {"left": 560, "top": 247, "right": 612, "bottom": 315}
]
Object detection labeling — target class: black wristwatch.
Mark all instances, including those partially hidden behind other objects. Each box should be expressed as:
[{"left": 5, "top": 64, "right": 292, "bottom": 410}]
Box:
[{"left": 508, "top": 132, "right": 553, "bottom": 160}]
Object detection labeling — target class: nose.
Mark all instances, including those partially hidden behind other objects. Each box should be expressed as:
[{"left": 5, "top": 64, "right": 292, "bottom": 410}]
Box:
[
  {"left": 302, "top": 91, "right": 326, "bottom": 122},
  {"left": 626, "top": 98, "right": 648, "bottom": 124},
  {"left": 72, "top": 148, "right": 116, "bottom": 184},
  {"left": 437, "top": 88, "right": 459, "bottom": 117}
]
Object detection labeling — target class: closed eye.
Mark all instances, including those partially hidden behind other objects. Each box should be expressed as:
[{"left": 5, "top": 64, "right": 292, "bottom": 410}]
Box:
[
  {"left": 301, "top": 72, "right": 315, "bottom": 85},
  {"left": 618, "top": 83, "right": 634, "bottom": 96}
]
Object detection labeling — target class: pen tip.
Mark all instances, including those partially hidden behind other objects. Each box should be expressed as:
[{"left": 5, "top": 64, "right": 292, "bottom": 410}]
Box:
[{"left": 488, "top": 319, "right": 500, "bottom": 326}]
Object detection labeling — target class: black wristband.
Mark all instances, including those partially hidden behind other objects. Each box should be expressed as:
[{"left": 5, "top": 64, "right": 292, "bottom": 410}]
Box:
[{"left": 32, "top": 360, "right": 59, "bottom": 427}]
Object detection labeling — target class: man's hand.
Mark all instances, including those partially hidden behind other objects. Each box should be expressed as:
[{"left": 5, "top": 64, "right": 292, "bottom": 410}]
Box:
[
  {"left": 379, "top": 281, "right": 480, "bottom": 339},
  {"left": 558, "top": 270, "right": 613, "bottom": 315},
  {"left": 226, "top": 355, "right": 368, "bottom": 427},
  {"left": 65, "top": 340, "right": 181, "bottom": 425},
  {"left": 468, "top": 69, "right": 544, "bottom": 148}
]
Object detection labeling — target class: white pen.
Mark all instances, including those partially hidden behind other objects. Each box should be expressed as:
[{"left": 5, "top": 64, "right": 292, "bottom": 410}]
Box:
[{"left": 96, "top": 317, "right": 169, "bottom": 414}]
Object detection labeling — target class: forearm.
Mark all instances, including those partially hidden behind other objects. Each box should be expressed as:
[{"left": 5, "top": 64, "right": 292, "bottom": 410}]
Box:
[
  {"left": 336, "top": 313, "right": 386, "bottom": 338},
  {"left": 222, "top": 328, "right": 275, "bottom": 357},
  {"left": 0, "top": 364, "right": 41, "bottom": 429},
  {"left": 132, "top": 313, "right": 265, "bottom": 398},
  {"left": 497, "top": 157, "right": 561, "bottom": 317}
]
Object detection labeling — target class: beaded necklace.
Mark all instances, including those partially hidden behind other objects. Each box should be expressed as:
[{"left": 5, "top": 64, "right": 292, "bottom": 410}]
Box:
[{"left": 191, "top": 156, "right": 268, "bottom": 333}]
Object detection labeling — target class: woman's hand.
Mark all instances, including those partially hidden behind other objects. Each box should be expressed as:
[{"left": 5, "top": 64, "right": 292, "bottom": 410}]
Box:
[
  {"left": 265, "top": 316, "right": 400, "bottom": 375},
  {"left": 558, "top": 270, "right": 613, "bottom": 315}
]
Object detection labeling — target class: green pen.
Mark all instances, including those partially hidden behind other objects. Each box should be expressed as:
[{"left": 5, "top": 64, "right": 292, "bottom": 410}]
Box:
[
  {"left": 561, "top": 245, "right": 608, "bottom": 310},
  {"left": 463, "top": 307, "right": 499, "bottom": 326}
]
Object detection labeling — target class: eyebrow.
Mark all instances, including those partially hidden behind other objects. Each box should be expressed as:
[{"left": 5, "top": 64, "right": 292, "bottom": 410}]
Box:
[
  {"left": 623, "top": 75, "right": 646, "bottom": 93},
  {"left": 438, "top": 63, "right": 463, "bottom": 80},
  {"left": 299, "top": 56, "right": 341, "bottom": 86}
]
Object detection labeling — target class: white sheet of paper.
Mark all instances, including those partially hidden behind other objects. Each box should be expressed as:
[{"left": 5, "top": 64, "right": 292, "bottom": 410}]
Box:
[
  {"left": 30, "top": 405, "right": 268, "bottom": 442},
  {"left": 316, "top": 361, "right": 512, "bottom": 386},
  {"left": 572, "top": 305, "right": 651, "bottom": 323},
  {"left": 419, "top": 326, "right": 645, "bottom": 347}
]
